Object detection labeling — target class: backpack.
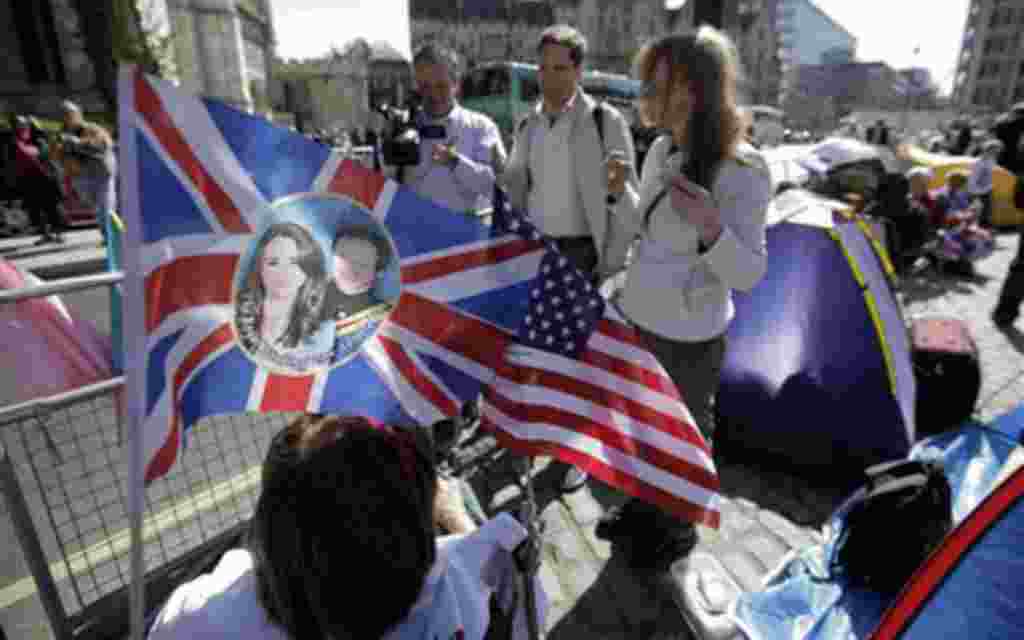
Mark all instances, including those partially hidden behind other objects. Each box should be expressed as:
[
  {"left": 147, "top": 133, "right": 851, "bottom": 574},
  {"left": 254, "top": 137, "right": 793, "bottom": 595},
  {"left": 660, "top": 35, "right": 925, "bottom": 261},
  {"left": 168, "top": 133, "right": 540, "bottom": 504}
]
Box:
[{"left": 831, "top": 459, "right": 952, "bottom": 594}]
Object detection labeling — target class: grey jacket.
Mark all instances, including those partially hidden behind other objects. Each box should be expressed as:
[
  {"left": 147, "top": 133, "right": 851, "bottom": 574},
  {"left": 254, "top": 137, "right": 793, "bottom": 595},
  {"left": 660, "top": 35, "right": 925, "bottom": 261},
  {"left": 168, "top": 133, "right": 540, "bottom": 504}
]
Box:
[{"left": 501, "top": 90, "right": 638, "bottom": 276}]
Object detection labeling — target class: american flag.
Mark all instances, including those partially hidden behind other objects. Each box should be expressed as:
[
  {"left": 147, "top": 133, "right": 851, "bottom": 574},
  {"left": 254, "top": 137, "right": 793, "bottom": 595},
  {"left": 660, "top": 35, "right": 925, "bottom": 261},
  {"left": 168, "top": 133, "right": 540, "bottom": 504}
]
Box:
[
  {"left": 119, "top": 67, "right": 719, "bottom": 525},
  {"left": 482, "top": 189, "right": 721, "bottom": 527}
]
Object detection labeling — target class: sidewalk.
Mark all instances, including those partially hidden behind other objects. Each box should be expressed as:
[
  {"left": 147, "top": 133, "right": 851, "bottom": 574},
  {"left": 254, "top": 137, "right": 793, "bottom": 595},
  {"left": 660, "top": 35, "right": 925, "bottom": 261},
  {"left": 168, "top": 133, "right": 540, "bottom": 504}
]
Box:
[
  {"left": 0, "top": 229, "right": 106, "bottom": 279},
  {"left": 461, "top": 228, "right": 1024, "bottom": 639}
]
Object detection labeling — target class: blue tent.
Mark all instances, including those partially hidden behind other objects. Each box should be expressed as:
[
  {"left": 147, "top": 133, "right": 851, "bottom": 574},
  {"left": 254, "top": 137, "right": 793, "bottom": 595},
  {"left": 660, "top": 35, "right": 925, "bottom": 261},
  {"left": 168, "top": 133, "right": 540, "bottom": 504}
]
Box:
[{"left": 716, "top": 189, "right": 916, "bottom": 486}]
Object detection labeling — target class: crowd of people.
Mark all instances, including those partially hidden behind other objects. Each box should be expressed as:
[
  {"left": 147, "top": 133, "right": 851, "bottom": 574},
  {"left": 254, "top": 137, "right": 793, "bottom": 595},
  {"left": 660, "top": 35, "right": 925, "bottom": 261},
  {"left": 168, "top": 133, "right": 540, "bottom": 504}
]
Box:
[
  {"left": 147, "top": 22, "right": 773, "bottom": 640},
  {"left": 0, "top": 100, "right": 117, "bottom": 245}
]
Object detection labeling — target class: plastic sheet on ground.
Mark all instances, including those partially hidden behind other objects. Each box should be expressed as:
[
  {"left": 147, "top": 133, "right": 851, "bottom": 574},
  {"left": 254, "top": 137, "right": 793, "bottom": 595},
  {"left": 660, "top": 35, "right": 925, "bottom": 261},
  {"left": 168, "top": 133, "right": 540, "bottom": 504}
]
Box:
[{"left": 729, "top": 422, "right": 1023, "bottom": 640}]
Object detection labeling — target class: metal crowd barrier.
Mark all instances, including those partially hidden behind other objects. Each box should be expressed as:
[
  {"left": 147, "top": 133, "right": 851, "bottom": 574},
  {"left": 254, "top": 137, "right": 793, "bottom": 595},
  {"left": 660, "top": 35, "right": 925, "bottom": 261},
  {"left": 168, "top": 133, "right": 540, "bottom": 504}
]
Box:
[
  {"left": 0, "top": 272, "right": 294, "bottom": 639},
  {"left": 0, "top": 155, "right": 494, "bottom": 639}
]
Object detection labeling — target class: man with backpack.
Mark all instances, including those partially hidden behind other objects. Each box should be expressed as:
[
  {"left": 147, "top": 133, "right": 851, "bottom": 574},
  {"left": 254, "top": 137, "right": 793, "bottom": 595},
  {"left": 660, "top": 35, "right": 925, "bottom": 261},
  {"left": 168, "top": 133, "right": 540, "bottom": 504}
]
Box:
[
  {"left": 501, "top": 24, "right": 637, "bottom": 493},
  {"left": 502, "top": 25, "right": 638, "bottom": 284}
]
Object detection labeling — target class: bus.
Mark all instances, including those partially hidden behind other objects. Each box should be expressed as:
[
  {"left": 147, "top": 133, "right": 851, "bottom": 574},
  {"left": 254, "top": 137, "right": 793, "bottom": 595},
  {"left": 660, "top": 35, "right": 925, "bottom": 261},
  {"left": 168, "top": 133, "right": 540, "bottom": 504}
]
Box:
[{"left": 460, "top": 62, "right": 642, "bottom": 144}]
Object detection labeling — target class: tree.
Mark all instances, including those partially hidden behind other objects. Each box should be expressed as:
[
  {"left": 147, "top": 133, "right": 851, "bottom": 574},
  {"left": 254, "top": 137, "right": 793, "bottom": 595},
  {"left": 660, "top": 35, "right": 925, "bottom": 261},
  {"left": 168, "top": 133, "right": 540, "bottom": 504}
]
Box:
[{"left": 70, "top": 0, "right": 172, "bottom": 114}]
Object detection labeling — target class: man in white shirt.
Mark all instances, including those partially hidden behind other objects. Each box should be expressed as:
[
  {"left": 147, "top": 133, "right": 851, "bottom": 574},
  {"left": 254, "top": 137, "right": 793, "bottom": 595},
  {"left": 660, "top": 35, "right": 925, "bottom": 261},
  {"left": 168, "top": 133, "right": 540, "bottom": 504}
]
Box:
[
  {"left": 503, "top": 25, "right": 638, "bottom": 281},
  {"left": 389, "top": 43, "right": 506, "bottom": 216},
  {"left": 501, "top": 25, "right": 638, "bottom": 493}
]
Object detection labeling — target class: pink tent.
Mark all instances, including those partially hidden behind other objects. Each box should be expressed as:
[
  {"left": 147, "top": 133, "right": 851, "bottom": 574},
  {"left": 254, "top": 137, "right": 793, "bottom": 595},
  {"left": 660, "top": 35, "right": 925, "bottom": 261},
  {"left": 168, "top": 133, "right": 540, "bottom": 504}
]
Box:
[{"left": 0, "top": 259, "right": 114, "bottom": 403}]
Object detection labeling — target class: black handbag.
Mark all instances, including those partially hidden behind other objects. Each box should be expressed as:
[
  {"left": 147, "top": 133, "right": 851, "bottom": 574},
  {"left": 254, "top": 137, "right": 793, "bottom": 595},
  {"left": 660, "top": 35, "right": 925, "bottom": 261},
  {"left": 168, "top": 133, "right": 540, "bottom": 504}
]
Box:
[{"left": 832, "top": 459, "right": 952, "bottom": 594}]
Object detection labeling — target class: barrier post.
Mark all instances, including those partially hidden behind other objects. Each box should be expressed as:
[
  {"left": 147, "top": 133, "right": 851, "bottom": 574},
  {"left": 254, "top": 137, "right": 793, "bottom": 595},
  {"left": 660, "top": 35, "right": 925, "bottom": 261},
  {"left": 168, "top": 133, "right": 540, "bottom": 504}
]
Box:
[{"left": 0, "top": 442, "right": 72, "bottom": 640}]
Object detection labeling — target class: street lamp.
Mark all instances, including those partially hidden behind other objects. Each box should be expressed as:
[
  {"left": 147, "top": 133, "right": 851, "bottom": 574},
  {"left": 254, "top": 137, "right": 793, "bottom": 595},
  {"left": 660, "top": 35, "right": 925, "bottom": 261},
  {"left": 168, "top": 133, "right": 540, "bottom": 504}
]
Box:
[{"left": 902, "top": 45, "right": 921, "bottom": 133}]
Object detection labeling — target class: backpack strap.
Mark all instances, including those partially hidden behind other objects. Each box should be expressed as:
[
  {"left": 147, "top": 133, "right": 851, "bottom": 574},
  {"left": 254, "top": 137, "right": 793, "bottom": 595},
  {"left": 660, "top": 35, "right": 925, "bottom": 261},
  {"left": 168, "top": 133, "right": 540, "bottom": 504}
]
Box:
[{"left": 592, "top": 101, "right": 606, "bottom": 152}]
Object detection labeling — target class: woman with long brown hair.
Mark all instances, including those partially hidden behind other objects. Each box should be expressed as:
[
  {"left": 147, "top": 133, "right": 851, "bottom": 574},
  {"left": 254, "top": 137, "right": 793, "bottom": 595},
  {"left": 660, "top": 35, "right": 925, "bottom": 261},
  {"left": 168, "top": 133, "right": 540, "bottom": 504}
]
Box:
[{"left": 600, "top": 27, "right": 772, "bottom": 569}]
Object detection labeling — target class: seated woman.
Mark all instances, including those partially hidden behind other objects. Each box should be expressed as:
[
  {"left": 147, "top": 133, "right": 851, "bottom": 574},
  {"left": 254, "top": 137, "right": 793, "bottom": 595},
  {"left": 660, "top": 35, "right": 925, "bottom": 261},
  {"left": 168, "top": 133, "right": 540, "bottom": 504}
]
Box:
[
  {"left": 934, "top": 174, "right": 995, "bottom": 265},
  {"left": 933, "top": 170, "right": 972, "bottom": 223},
  {"left": 323, "top": 226, "right": 398, "bottom": 363},
  {"left": 147, "top": 414, "right": 545, "bottom": 640}
]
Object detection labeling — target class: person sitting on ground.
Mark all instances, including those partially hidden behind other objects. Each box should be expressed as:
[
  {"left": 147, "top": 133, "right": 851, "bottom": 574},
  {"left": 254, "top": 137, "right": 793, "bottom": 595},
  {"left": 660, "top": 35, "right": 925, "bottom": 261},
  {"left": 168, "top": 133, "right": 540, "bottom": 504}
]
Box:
[
  {"left": 934, "top": 170, "right": 972, "bottom": 222},
  {"left": 147, "top": 413, "right": 545, "bottom": 640},
  {"left": 881, "top": 167, "right": 935, "bottom": 272},
  {"left": 933, "top": 170, "right": 995, "bottom": 265}
]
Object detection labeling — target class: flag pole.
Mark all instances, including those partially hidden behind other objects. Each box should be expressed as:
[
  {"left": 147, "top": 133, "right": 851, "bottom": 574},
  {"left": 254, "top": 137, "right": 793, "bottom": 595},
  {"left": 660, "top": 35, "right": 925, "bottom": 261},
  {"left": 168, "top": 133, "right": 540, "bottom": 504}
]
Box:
[
  {"left": 517, "top": 455, "right": 542, "bottom": 640},
  {"left": 119, "top": 64, "right": 147, "bottom": 640}
]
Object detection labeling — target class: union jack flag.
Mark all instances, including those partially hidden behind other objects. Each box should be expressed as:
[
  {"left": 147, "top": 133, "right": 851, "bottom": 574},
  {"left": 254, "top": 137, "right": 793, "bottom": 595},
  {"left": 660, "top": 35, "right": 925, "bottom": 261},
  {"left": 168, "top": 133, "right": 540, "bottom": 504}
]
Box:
[{"left": 119, "top": 68, "right": 720, "bottom": 526}]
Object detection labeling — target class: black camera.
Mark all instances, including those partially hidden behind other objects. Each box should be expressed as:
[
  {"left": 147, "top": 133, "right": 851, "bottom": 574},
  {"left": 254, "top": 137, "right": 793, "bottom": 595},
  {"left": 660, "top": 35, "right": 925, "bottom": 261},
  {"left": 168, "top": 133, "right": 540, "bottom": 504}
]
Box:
[{"left": 375, "top": 94, "right": 448, "bottom": 167}]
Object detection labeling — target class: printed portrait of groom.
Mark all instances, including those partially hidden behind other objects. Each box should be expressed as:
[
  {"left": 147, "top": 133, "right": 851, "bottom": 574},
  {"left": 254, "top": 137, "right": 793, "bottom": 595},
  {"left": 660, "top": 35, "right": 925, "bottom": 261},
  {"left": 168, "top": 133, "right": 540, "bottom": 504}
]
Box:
[{"left": 321, "top": 225, "right": 398, "bottom": 363}]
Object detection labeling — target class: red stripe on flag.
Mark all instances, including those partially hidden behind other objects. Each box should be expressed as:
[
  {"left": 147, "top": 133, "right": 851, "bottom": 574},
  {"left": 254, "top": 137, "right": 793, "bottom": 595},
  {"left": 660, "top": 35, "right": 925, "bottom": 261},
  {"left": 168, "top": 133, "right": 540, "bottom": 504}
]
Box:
[
  {"left": 401, "top": 239, "right": 540, "bottom": 285},
  {"left": 173, "top": 323, "right": 236, "bottom": 402},
  {"left": 145, "top": 255, "right": 239, "bottom": 333},
  {"left": 388, "top": 292, "right": 511, "bottom": 370},
  {"left": 327, "top": 159, "right": 386, "bottom": 210},
  {"left": 485, "top": 389, "right": 718, "bottom": 490},
  {"left": 134, "top": 72, "right": 250, "bottom": 233},
  {"left": 582, "top": 345, "right": 679, "bottom": 400},
  {"left": 596, "top": 316, "right": 649, "bottom": 350},
  {"left": 147, "top": 322, "right": 235, "bottom": 482},
  {"left": 482, "top": 416, "right": 720, "bottom": 528},
  {"left": 870, "top": 465, "right": 1024, "bottom": 639},
  {"left": 260, "top": 373, "right": 316, "bottom": 412},
  {"left": 498, "top": 354, "right": 711, "bottom": 455},
  {"left": 377, "top": 334, "right": 460, "bottom": 417},
  {"left": 144, "top": 418, "right": 179, "bottom": 484}
]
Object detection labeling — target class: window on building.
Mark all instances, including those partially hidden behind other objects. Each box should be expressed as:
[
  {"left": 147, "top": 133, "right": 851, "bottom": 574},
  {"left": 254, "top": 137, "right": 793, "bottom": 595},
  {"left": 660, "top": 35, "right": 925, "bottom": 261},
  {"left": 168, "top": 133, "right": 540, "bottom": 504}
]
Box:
[
  {"left": 11, "top": 1, "right": 65, "bottom": 85},
  {"left": 521, "top": 73, "right": 540, "bottom": 101},
  {"left": 460, "top": 67, "right": 510, "bottom": 99}
]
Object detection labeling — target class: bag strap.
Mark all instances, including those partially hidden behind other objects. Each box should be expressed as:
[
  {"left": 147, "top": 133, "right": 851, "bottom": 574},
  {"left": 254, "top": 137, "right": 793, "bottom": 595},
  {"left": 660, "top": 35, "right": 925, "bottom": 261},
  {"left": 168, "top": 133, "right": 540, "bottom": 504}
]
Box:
[{"left": 592, "top": 101, "right": 606, "bottom": 152}]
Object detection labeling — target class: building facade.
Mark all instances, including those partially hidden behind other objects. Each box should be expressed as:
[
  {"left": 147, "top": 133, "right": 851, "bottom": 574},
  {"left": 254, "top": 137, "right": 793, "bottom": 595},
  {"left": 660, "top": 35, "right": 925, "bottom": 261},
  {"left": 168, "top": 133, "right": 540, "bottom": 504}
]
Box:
[
  {"left": 410, "top": 0, "right": 677, "bottom": 74},
  {"left": 271, "top": 40, "right": 413, "bottom": 135},
  {"left": 410, "top": 0, "right": 782, "bottom": 104},
  {"left": 774, "top": 0, "right": 855, "bottom": 67},
  {"left": 952, "top": 0, "right": 1024, "bottom": 111},
  {"left": 167, "top": 0, "right": 276, "bottom": 113},
  {"left": 0, "top": 0, "right": 110, "bottom": 119}
]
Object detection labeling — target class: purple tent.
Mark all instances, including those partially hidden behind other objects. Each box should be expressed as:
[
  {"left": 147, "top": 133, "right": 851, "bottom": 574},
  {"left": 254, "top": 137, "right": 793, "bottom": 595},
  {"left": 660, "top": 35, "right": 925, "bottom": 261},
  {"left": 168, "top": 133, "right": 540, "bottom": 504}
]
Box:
[{"left": 716, "top": 189, "right": 916, "bottom": 487}]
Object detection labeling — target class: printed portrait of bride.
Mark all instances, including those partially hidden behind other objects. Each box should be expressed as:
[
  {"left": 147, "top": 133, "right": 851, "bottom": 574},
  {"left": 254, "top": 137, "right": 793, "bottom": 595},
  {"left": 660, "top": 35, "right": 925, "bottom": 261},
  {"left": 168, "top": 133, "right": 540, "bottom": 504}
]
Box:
[{"left": 234, "top": 222, "right": 336, "bottom": 373}]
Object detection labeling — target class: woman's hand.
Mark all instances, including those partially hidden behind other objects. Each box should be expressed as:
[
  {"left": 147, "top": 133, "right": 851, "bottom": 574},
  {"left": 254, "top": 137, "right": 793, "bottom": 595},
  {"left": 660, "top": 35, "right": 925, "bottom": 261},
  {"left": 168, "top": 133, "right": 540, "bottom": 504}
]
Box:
[
  {"left": 434, "top": 477, "right": 476, "bottom": 535},
  {"left": 666, "top": 175, "right": 723, "bottom": 246},
  {"left": 604, "top": 151, "right": 632, "bottom": 197}
]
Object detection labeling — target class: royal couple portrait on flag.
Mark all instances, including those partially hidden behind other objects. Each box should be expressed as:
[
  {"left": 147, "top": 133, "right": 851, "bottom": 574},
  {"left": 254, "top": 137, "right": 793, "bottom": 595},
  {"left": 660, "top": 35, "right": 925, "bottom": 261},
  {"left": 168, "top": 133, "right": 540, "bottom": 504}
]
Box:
[{"left": 118, "top": 65, "right": 721, "bottom": 528}]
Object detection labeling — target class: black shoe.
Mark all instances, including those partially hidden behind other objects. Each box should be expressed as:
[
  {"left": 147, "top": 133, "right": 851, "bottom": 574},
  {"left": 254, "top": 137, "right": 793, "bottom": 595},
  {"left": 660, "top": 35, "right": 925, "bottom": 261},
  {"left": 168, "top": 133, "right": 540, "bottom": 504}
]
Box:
[
  {"left": 34, "top": 235, "right": 55, "bottom": 246},
  {"left": 618, "top": 523, "right": 698, "bottom": 572},
  {"left": 597, "top": 498, "right": 698, "bottom": 571},
  {"left": 557, "top": 463, "right": 588, "bottom": 493}
]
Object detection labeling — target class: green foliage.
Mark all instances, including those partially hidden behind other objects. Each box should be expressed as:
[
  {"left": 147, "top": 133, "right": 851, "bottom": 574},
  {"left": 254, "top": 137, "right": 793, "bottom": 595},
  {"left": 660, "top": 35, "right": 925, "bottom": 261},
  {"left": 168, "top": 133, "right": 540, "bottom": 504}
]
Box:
[{"left": 111, "top": 0, "right": 169, "bottom": 77}]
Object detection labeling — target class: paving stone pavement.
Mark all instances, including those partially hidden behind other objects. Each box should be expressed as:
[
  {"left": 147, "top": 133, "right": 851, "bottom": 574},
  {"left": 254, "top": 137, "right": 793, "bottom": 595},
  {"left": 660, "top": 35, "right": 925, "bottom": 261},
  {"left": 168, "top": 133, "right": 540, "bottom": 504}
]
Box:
[{"left": 463, "top": 228, "right": 1024, "bottom": 639}]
